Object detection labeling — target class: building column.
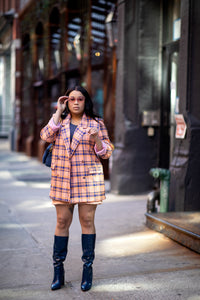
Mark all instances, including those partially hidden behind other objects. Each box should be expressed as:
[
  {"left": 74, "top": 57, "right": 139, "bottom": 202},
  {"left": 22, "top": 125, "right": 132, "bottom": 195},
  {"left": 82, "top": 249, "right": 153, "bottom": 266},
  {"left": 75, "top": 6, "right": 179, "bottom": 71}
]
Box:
[
  {"left": 111, "top": 0, "right": 161, "bottom": 194},
  {"left": 170, "top": 0, "right": 200, "bottom": 211}
]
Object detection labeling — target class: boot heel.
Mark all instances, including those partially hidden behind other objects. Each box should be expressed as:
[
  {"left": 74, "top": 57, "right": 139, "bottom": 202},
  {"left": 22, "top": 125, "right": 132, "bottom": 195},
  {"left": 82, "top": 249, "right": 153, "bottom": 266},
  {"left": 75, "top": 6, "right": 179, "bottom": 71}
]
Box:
[
  {"left": 51, "top": 265, "right": 65, "bottom": 290},
  {"left": 81, "top": 265, "right": 93, "bottom": 291}
]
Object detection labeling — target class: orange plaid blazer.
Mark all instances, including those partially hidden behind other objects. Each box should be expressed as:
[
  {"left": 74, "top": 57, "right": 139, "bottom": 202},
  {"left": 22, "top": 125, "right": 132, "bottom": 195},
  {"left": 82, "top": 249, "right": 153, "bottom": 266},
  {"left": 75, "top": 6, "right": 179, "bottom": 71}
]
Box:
[{"left": 40, "top": 113, "right": 114, "bottom": 204}]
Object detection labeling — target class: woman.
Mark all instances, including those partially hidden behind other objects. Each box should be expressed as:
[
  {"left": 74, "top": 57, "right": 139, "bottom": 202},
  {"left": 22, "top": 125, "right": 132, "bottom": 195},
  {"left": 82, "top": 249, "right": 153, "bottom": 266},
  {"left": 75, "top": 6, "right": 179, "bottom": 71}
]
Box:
[{"left": 40, "top": 86, "right": 114, "bottom": 292}]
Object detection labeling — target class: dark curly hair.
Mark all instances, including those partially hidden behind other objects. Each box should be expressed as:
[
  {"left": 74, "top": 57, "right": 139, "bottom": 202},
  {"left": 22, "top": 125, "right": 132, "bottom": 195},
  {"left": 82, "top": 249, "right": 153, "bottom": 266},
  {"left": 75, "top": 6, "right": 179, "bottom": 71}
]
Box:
[{"left": 61, "top": 86, "right": 100, "bottom": 121}]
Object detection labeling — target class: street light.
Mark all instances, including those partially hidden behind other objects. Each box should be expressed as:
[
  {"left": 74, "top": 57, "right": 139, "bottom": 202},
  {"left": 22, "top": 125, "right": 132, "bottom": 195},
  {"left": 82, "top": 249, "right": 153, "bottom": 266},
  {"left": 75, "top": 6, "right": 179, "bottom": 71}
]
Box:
[{"left": 105, "top": 6, "right": 117, "bottom": 48}]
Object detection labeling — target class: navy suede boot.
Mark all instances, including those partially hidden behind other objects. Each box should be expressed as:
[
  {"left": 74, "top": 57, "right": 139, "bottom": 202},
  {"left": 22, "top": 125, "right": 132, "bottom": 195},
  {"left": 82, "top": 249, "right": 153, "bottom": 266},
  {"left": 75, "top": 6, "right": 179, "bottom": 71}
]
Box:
[
  {"left": 51, "top": 236, "right": 68, "bottom": 291},
  {"left": 81, "top": 234, "right": 96, "bottom": 292}
]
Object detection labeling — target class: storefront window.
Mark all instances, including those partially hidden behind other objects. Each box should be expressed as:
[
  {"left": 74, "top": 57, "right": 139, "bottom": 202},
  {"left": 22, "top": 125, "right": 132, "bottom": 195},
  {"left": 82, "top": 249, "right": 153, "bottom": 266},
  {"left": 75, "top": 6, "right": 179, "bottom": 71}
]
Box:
[{"left": 91, "top": 70, "right": 104, "bottom": 117}]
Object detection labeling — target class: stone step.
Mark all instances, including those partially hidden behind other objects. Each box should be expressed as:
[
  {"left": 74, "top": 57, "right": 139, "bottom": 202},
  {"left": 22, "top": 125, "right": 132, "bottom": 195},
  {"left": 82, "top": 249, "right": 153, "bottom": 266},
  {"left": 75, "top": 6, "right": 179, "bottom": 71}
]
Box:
[{"left": 145, "top": 212, "right": 200, "bottom": 254}]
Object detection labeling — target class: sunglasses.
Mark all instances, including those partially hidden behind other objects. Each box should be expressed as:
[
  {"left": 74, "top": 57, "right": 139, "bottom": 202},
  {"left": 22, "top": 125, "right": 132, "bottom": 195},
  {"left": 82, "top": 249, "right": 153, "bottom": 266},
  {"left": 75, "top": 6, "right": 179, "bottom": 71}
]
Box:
[{"left": 68, "top": 96, "right": 85, "bottom": 102}]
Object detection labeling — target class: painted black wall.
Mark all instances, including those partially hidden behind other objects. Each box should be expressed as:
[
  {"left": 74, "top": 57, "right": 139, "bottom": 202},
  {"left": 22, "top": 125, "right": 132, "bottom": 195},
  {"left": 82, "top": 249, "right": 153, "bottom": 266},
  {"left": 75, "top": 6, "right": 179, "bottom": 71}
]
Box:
[
  {"left": 184, "top": 0, "right": 200, "bottom": 211},
  {"left": 169, "top": 0, "right": 200, "bottom": 211},
  {"left": 111, "top": 0, "right": 161, "bottom": 194}
]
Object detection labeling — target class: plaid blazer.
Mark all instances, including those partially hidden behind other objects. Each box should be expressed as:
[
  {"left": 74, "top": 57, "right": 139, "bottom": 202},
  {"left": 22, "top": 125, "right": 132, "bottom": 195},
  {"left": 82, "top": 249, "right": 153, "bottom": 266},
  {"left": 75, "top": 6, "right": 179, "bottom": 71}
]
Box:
[{"left": 40, "top": 113, "right": 114, "bottom": 204}]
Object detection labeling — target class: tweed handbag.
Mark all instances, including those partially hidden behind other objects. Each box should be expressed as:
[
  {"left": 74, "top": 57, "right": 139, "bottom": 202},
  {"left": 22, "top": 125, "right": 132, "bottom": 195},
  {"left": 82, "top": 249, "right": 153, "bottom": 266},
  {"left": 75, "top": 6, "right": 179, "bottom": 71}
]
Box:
[{"left": 42, "top": 143, "right": 53, "bottom": 167}]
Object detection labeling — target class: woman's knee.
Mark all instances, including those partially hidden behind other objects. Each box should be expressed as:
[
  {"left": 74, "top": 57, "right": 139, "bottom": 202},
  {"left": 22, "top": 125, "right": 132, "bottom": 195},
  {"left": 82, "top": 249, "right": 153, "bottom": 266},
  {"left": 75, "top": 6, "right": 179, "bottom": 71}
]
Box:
[
  {"left": 56, "top": 216, "right": 71, "bottom": 230},
  {"left": 78, "top": 204, "right": 96, "bottom": 231},
  {"left": 55, "top": 205, "right": 74, "bottom": 231},
  {"left": 79, "top": 215, "right": 94, "bottom": 229}
]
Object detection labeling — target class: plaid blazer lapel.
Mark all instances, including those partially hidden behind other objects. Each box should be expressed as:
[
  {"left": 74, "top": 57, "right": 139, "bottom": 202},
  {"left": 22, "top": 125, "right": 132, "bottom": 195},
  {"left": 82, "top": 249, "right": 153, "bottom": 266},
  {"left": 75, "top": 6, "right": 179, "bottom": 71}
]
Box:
[
  {"left": 61, "top": 114, "right": 71, "bottom": 157},
  {"left": 70, "top": 114, "right": 88, "bottom": 157}
]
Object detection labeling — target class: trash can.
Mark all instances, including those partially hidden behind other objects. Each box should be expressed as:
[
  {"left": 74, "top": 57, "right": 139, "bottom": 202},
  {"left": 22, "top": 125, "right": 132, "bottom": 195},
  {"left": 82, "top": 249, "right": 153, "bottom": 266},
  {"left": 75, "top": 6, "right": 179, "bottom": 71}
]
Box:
[{"left": 149, "top": 168, "right": 170, "bottom": 213}]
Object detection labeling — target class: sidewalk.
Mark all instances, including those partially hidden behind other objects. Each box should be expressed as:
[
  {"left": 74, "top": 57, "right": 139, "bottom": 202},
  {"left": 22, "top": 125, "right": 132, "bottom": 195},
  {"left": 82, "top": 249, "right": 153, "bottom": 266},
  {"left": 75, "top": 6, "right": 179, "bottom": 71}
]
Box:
[{"left": 0, "top": 139, "right": 200, "bottom": 300}]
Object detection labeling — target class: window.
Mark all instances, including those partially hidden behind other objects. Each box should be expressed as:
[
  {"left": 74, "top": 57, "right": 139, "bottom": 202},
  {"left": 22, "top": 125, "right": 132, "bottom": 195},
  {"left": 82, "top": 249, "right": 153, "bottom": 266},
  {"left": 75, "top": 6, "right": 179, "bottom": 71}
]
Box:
[
  {"left": 163, "top": 0, "right": 181, "bottom": 44},
  {"left": 49, "top": 7, "right": 61, "bottom": 76},
  {"left": 35, "top": 22, "right": 44, "bottom": 82}
]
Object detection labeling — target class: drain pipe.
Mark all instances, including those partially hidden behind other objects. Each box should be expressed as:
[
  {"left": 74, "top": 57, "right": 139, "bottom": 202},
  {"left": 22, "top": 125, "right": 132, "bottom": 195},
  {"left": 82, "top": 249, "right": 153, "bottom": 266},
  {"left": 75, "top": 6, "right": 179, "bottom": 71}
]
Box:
[
  {"left": 149, "top": 168, "right": 171, "bottom": 213},
  {"left": 147, "top": 189, "right": 160, "bottom": 213}
]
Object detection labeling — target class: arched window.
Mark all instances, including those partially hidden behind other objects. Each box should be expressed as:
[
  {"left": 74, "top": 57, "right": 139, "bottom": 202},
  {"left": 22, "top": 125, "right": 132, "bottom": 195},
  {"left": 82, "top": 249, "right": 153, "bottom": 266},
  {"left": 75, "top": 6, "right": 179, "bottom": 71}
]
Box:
[
  {"left": 35, "top": 22, "right": 44, "bottom": 81},
  {"left": 22, "top": 34, "right": 31, "bottom": 84},
  {"left": 49, "top": 7, "right": 61, "bottom": 76},
  {"left": 22, "top": 33, "right": 33, "bottom": 140}
]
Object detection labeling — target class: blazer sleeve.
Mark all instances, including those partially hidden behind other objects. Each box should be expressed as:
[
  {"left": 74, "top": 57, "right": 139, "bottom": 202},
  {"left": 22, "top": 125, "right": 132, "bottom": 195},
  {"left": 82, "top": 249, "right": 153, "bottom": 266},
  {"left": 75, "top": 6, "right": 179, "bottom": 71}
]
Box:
[
  {"left": 40, "top": 116, "right": 61, "bottom": 143},
  {"left": 96, "top": 119, "right": 114, "bottom": 159}
]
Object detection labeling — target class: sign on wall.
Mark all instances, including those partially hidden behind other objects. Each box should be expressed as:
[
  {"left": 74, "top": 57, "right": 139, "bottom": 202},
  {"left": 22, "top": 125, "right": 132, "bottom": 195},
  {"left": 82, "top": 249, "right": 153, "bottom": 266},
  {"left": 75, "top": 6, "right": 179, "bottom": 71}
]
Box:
[{"left": 175, "top": 114, "right": 187, "bottom": 139}]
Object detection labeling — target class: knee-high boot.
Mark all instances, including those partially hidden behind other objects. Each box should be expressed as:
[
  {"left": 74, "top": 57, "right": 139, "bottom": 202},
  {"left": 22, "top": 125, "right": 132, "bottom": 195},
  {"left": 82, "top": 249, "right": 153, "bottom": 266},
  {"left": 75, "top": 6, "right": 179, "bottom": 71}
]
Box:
[
  {"left": 81, "top": 234, "right": 96, "bottom": 292},
  {"left": 51, "top": 235, "right": 68, "bottom": 291}
]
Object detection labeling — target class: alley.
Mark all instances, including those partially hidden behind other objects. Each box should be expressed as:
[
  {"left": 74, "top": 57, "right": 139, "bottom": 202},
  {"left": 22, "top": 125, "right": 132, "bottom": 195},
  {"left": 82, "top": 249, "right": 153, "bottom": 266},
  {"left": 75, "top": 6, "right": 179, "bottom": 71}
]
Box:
[{"left": 0, "top": 139, "right": 199, "bottom": 300}]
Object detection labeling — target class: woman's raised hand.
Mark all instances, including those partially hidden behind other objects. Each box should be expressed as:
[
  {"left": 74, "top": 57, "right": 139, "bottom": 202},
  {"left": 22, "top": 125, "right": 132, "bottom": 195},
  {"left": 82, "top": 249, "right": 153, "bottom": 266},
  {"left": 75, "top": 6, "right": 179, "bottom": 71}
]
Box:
[
  {"left": 57, "top": 96, "right": 69, "bottom": 113},
  {"left": 86, "top": 128, "right": 99, "bottom": 141},
  {"left": 86, "top": 127, "right": 103, "bottom": 151}
]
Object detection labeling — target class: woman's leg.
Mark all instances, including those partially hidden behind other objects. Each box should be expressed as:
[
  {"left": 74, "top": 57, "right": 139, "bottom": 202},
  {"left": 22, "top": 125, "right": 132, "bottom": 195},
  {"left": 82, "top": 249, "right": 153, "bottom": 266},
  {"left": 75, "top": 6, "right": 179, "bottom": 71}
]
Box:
[
  {"left": 78, "top": 204, "right": 97, "bottom": 234},
  {"left": 51, "top": 204, "right": 74, "bottom": 291},
  {"left": 55, "top": 204, "right": 74, "bottom": 236},
  {"left": 78, "top": 204, "right": 97, "bottom": 291}
]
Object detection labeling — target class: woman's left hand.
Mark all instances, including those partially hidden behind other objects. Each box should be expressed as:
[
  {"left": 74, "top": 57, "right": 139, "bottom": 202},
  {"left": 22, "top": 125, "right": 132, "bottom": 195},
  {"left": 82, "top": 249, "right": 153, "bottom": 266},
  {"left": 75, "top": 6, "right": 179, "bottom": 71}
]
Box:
[
  {"left": 86, "top": 128, "right": 99, "bottom": 142},
  {"left": 86, "top": 128, "right": 103, "bottom": 151}
]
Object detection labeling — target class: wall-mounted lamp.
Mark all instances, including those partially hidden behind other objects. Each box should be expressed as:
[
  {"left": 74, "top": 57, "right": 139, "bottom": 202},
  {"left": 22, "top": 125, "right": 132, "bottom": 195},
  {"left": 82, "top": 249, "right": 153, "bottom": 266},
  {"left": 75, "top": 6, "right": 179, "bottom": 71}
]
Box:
[
  {"left": 73, "top": 33, "right": 81, "bottom": 60},
  {"left": 105, "top": 6, "right": 117, "bottom": 48}
]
